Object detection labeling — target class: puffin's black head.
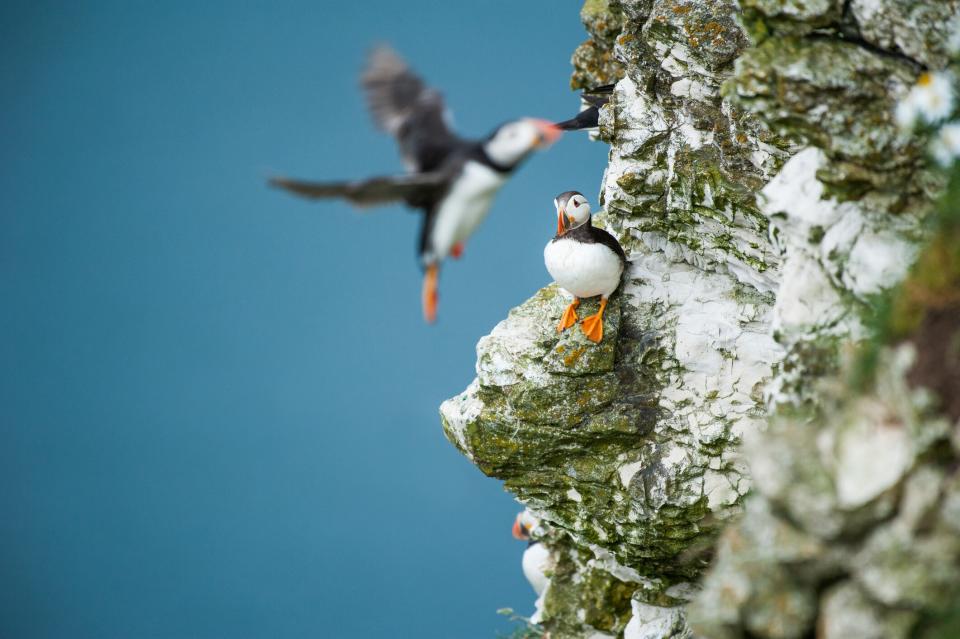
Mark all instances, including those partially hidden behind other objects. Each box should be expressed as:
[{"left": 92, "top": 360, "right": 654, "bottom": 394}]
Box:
[
  {"left": 483, "top": 119, "right": 562, "bottom": 170},
  {"left": 554, "top": 191, "right": 591, "bottom": 235}
]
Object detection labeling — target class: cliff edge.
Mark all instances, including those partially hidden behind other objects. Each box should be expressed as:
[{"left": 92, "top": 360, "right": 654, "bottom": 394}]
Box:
[{"left": 441, "top": 1, "right": 960, "bottom": 637}]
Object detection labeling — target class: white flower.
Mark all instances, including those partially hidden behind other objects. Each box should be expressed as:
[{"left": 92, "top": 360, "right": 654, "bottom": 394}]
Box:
[
  {"left": 896, "top": 72, "right": 956, "bottom": 130},
  {"left": 930, "top": 120, "right": 960, "bottom": 166},
  {"left": 913, "top": 71, "right": 955, "bottom": 124}
]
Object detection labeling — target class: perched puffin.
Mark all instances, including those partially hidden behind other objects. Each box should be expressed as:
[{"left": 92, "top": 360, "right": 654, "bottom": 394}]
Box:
[
  {"left": 554, "top": 85, "right": 614, "bottom": 131},
  {"left": 270, "top": 46, "right": 562, "bottom": 322},
  {"left": 512, "top": 510, "right": 551, "bottom": 622},
  {"left": 544, "top": 191, "right": 626, "bottom": 343}
]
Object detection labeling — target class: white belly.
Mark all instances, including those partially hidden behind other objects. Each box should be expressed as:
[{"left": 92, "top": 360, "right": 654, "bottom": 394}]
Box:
[
  {"left": 544, "top": 238, "right": 623, "bottom": 298},
  {"left": 429, "top": 161, "right": 506, "bottom": 260},
  {"left": 522, "top": 542, "right": 551, "bottom": 596}
]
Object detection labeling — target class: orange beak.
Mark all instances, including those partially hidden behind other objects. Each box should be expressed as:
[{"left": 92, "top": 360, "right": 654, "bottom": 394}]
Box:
[
  {"left": 530, "top": 119, "right": 563, "bottom": 147},
  {"left": 557, "top": 208, "right": 574, "bottom": 235},
  {"left": 512, "top": 517, "right": 529, "bottom": 540}
]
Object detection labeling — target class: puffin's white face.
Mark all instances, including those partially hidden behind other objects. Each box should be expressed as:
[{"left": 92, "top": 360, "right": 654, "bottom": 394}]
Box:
[
  {"left": 485, "top": 119, "right": 562, "bottom": 168},
  {"left": 512, "top": 510, "right": 540, "bottom": 540},
  {"left": 555, "top": 192, "right": 591, "bottom": 235}
]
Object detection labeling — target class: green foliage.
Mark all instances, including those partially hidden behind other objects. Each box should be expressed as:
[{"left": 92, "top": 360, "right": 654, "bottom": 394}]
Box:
[
  {"left": 919, "top": 604, "right": 960, "bottom": 639},
  {"left": 852, "top": 162, "right": 960, "bottom": 391}
]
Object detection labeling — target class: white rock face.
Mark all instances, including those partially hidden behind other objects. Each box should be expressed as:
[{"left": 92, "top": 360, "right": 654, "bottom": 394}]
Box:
[
  {"left": 441, "top": 1, "right": 787, "bottom": 634},
  {"left": 762, "top": 147, "right": 918, "bottom": 353},
  {"left": 623, "top": 600, "right": 690, "bottom": 639},
  {"left": 832, "top": 398, "right": 912, "bottom": 509},
  {"left": 683, "top": 0, "right": 958, "bottom": 634},
  {"left": 442, "top": 0, "right": 948, "bottom": 636}
]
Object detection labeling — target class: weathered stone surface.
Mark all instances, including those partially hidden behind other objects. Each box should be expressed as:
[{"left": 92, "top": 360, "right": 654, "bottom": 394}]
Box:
[
  {"left": 849, "top": 0, "right": 960, "bottom": 69},
  {"left": 739, "top": 0, "right": 842, "bottom": 37},
  {"left": 571, "top": 0, "right": 626, "bottom": 90},
  {"left": 444, "top": 2, "right": 783, "bottom": 636},
  {"left": 687, "top": 1, "right": 959, "bottom": 636},
  {"left": 441, "top": 0, "right": 956, "bottom": 637},
  {"left": 818, "top": 581, "right": 916, "bottom": 639},
  {"left": 729, "top": 38, "right": 917, "bottom": 166},
  {"left": 690, "top": 347, "right": 960, "bottom": 638},
  {"left": 623, "top": 599, "right": 690, "bottom": 639},
  {"left": 542, "top": 533, "right": 637, "bottom": 638}
]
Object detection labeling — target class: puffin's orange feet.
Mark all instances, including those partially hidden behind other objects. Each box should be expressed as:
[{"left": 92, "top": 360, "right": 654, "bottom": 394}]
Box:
[
  {"left": 451, "top": 242, "right": 464, "bottom": 259},
  {"left": 580, "top": 297, "right": 608, "bottom": 343},
  {"left": 557, "top": 298, "right": 580, "bottom": 332},
  {"left": 422, "top": 264, "right": 439, "bottom": 323}
]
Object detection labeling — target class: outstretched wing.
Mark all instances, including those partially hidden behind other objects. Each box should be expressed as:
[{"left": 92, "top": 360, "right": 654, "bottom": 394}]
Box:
[
  {"left": 269, "top": 172, "right": 448, "bottom": 209},
  {"left": 361, "top": 46, "right": 462, "bottom": 173}
]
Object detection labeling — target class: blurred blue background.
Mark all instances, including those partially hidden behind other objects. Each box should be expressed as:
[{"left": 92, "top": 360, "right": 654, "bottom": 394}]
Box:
[{"left": 0, "top": 2, "right": 607, "bottom": 637}]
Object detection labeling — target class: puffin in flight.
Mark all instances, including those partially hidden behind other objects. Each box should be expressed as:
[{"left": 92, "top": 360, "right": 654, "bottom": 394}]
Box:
[
  {"left": 270, "top": 46, "right": 562, "bottom": 322},
  {"left": 544, "top": 191, "right": 626, "bottom": 343},
  {"left": 512, "top": 510, "right": 551, "bottom": 623},
  {"left": 554, "top": 85, "right": 614, "bottom": 131}
]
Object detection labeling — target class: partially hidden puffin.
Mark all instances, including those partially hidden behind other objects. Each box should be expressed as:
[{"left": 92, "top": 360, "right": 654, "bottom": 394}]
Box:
[
  {"left": 270, "top": 46, "right": 562, "bottom": 322},
  {"left": 512, "top": 510, "right": 551, "bottom": 623},
  {"left": 554, "top": 85, "right": 614, "bottom": 131},
  {"left": 544, "top": 191, "right": 626, "bottom": 343}
]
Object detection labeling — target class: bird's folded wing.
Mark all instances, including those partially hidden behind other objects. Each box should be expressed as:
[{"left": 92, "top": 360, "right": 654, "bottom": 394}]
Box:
[
  {"left": 555, "top": 85, "right": 616, "bottom": 130},
  {"left": 582, "top": 84, "right": 615, "bottom": 95},
  {"left": 581, "top": 84, "right": 614, "bottom": 108},
  {"left": 269, "top": 172, "right": 446, "bottom": 208},
  {"left": 361, "top": 46, "right": 460, "bottom": 172}
]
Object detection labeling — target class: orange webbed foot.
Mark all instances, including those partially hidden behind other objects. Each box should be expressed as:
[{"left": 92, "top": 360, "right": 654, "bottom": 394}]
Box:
[
  {"left": 557, "top": 298, "right": 579, "bottom": 332},
  {"left": 580, "top": 297, "right": 608, "bottom": 343},
  {"left": 451, "top": 242, "right": 464, "bottom": 260},
  {"left": 422, "top": 264, "right": 439, "bottom": 323}
]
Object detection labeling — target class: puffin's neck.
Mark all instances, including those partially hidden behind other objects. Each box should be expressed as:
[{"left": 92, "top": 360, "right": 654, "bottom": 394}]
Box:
[
  {"left": 565, "top": 216, "right": 593, "bottom": 237},
  {"left": 473, "top": 144, "right": 514, "bottom": 174}
]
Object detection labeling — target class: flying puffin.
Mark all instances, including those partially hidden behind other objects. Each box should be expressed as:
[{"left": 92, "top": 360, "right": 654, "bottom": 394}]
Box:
[
  {"left": 269, "top": 46, "right": 562, "bottom": 322},
  {"left": 544, "top": 191, "right": 626, "bottom": 343},
  {"left": 512, "top": 510, "right": 551, "bottom": 623},
  {"left": 554, "top": 85, "right": 614, "bottom": 131}
]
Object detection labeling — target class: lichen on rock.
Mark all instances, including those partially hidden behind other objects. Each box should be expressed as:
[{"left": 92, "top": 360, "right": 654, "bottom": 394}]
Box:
[
  {"left": 444, "top": 1, "right": 784, "bottom": 636},
  {"left": 688, "top": 344, "right": 960, "bottom": 639},
  {"left": 440, "top": 0, "right": 958, "bottom": 637},
  {"left": 571, "top": 0, "right": 626, "bottom": 90},
  {"left": 688, "top": 0, "right": 960, "bottom": 637}
]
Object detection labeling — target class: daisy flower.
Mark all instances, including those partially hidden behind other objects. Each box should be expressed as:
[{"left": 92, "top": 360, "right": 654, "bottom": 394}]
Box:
[{"left": 913, "top": 71, "right": 955, "bottom": 124}]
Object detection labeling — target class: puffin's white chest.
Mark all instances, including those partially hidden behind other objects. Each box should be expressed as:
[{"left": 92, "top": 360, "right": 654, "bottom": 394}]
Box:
[
  {"left": 544, "top": 236, "right": 623, "bottom": 298},
  {"left": 522, "top": 542, "right": 551, "bottom": 595},
  {"left": 430, "top": 161, "right": 506, "bottom": 259}
]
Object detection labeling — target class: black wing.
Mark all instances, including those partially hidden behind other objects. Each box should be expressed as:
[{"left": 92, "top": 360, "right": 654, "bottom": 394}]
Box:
[
  {"left": 556, "top": 107, "right": 600, "bottom": 131},
  {"left": 555, "top": 85, "right": 615, "bottom": 131},
  {"left": 582, "top": 84, "right": 615, "bottom": 100},
  {"left": 269, "top": 172, "right": 448, "bottom": 209},
  {"left": 361, "top": 46, "right": 463, "bottom": 173},
  {"left": 591, "top": 226, "right": 628, "bottom": 264},
  {"left": 566, "top": 221, "right": 628, "bottom": 264}
]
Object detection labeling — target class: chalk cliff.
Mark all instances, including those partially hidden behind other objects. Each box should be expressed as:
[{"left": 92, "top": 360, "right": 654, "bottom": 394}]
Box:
[{"left": 440, "top": 1, "right": 960, "bottom": 636}]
